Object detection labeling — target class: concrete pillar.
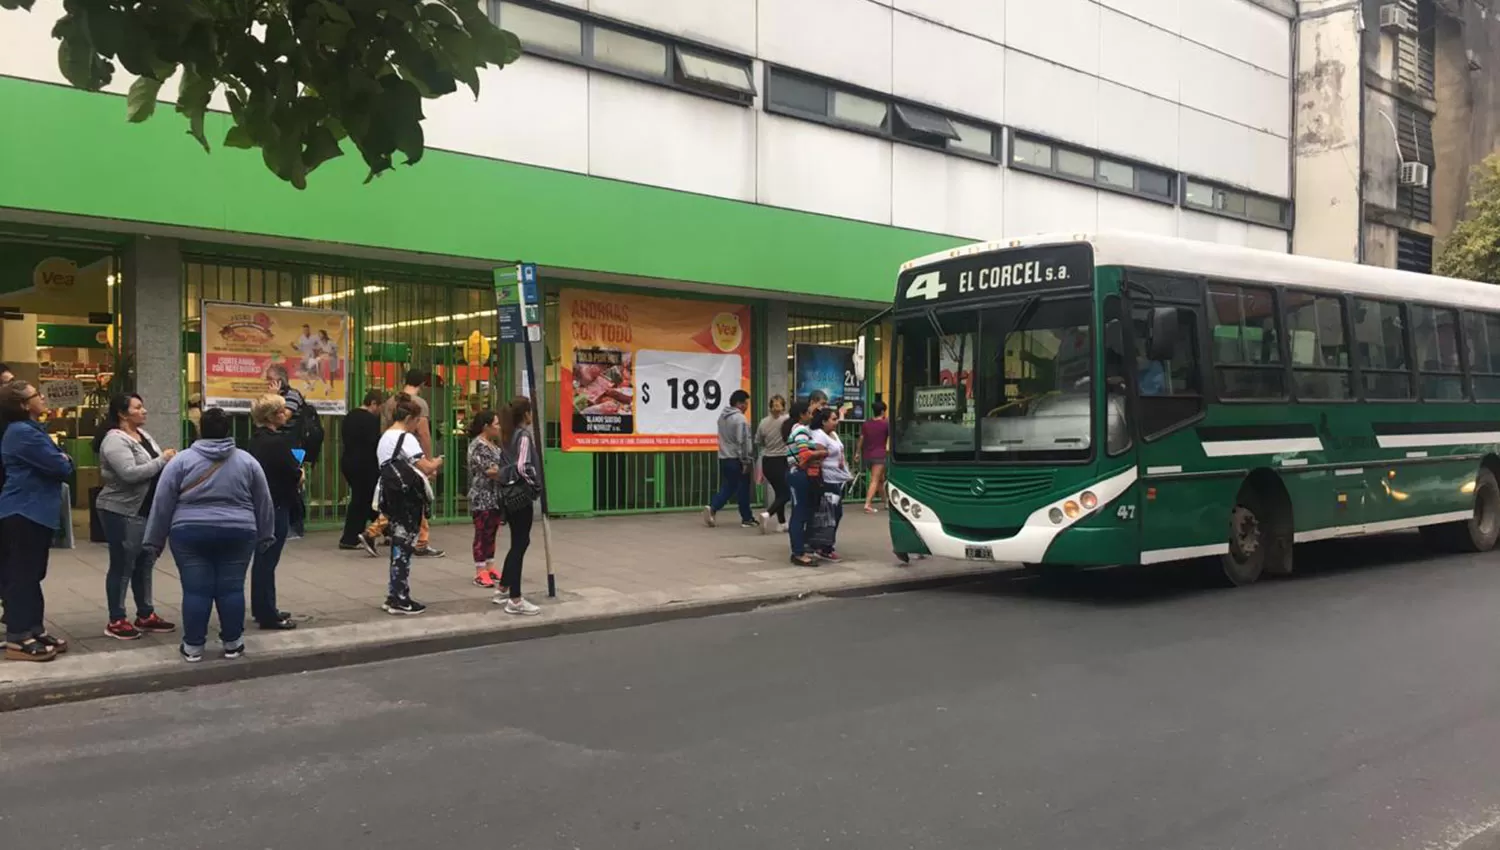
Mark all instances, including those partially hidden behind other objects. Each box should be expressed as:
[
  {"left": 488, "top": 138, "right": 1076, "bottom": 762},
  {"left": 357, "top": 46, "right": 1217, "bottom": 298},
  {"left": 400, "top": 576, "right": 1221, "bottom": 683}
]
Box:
[
  {"left": 764, "top": 300, "right": 789, "bottom": 403},
  {"left": 123, "top": 237, "right": 182, "bottom": 449}
]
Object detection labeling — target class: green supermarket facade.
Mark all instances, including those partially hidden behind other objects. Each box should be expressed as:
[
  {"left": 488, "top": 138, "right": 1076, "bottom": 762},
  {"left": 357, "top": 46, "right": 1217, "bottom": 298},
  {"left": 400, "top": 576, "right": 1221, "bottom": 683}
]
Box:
[{"left": 0, "top": 77, "right": 966, "bottom": 522}]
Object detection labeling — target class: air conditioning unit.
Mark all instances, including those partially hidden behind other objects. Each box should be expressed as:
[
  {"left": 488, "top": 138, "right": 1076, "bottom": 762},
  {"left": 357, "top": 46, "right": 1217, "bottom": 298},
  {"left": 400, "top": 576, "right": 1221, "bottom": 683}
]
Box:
[
  {"left": 1399, "top": 161, "right": 1431, "bottom": 189},
  {"left": 1379, "top": 3, "right": 1414, "bottom": 32}
]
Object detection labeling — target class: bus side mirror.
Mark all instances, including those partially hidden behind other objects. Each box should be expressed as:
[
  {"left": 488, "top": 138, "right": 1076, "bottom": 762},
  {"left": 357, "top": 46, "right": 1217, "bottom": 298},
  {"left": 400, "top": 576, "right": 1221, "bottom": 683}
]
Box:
[
  {"left": 1147, "top": 308, "right": 1179, "bottom": 362},
  {"left": 1104, "top": 319, "right": 1123, "bottom": 356}
]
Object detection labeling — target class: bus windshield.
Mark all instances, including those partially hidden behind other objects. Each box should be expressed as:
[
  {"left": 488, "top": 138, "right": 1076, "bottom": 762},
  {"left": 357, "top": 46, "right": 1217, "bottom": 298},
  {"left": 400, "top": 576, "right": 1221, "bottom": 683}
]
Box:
[{"left": 893, "top": 297, "right": 1095, "bottom": 462}]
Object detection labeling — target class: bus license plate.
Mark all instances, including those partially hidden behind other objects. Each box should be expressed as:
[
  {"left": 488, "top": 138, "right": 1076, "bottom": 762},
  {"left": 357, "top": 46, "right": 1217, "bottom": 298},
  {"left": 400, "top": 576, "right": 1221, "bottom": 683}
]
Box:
[{"left": 965, "top": 545, "right": 994, "bottom": 560}]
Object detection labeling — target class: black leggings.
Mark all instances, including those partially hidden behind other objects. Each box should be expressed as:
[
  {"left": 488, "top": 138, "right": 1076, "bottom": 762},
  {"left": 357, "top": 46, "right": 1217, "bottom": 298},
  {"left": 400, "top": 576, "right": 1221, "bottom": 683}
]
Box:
[
  {"left": 762, "top": 455, "right": 790, "bottom": 523},
  {"left": 1, "top": 515, "right": 52, "bottom": 643},
  {"left": 501, "top": 504, "right": 533, "bottom": 599}
]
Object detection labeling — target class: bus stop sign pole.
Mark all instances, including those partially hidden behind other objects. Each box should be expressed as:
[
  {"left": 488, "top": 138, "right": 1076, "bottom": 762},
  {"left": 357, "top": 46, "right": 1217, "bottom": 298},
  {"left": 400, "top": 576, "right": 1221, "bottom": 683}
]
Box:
[{"left": 496, "top": 263, "right": 557, "bottom": 598}]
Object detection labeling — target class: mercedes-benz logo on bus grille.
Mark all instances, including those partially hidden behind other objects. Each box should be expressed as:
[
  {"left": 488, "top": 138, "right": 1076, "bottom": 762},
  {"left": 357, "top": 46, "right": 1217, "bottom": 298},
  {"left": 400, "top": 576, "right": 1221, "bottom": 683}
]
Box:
[{"left": 970, "top": 478, "right": 987, "bottom": 496}]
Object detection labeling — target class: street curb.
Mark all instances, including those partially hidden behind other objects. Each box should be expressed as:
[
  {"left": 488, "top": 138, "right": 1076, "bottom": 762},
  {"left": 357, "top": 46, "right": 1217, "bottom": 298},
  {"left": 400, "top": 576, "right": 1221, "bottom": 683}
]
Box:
[{"left": 0, "top": 569, "right": 989, "bottom": 714}]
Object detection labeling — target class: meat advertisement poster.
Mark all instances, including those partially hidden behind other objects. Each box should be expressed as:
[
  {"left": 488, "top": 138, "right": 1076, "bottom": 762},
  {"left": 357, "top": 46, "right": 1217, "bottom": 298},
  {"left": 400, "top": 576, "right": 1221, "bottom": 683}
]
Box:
[
  {"left": 201, "top": 300, "right": 351, "bottom": 414},
  {"left": 560, "top": 289, "right": 752, "bottom": 451}
]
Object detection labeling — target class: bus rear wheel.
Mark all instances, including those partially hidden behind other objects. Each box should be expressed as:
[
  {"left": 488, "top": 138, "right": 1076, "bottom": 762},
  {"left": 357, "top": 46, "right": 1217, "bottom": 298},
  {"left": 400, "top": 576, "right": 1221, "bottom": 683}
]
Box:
[{"left": 1421, "top": 467, "right": 1500, "bottom": 553}]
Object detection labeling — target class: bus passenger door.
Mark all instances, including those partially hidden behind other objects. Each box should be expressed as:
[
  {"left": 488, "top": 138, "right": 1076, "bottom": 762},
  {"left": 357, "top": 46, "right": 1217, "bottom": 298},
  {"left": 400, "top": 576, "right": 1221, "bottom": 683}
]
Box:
[
  {"left": 1101, "top": 296, "right": 1142, "bottom": 557},
  {"left": 1121, "top": 276, "right": 1215, "bottom": 561}
]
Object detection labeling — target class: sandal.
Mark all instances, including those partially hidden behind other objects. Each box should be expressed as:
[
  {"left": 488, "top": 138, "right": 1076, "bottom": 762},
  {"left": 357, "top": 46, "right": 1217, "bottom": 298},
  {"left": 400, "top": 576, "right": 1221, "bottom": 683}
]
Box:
[
  {"left": 790, "top": 554, "right": 819, "bottom": 567},
  {"left": 36, "top": 633, "right": 68, "bottom": 654},
  {"left": 5, "top": 638, "right": 58, "bottom": 662}
]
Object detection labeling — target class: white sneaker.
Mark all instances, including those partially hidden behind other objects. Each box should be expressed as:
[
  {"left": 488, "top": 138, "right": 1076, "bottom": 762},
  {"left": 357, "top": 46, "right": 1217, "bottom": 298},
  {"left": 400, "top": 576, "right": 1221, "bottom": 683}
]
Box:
[
  {"left": 702, "top": 506, "right": 716, "bottom": 528},
  {"left": 759, "top": 512, "right": 773, "bottom": 535},
  {"left": 503, "top": 597, "right": 541, "bottom": 616}
]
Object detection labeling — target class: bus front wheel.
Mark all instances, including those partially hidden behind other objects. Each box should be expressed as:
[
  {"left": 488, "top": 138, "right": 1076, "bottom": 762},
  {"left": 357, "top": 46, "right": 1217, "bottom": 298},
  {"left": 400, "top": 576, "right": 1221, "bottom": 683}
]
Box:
[
  {"left": 1220, "top": 503, "right": 1266, "bottom": 586},
  {"left": 1421, "top": 467, "right": 1500, "bottom": 553},
  {"left": 1217, "top": 481, "right": 1293, "bottom": 587}
]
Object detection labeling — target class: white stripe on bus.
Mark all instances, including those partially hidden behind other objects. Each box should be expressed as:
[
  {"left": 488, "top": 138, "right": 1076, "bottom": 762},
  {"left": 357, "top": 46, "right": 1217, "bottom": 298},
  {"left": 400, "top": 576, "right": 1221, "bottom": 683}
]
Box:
[
  {"left": 1293, "top": 511, "right": 1474, "bottom": 543},
  {"left": 1200, "top": 437, "right": 1324, "bottom": 457},
  {"left": 1145, "top": 465, "right": 1182, "bottom": 475},
  {"left": 1280, "top": 458, "right": 1309, "bottom": 467},
  {"left": 1140, "top": 543, "right": 1230, "bottom": 564},
  {"left": 1334, "top": 467, "right": 1364, "bottom": 476},
  {"left": 1140, "top": 511, "right": 1473, "bottom": 564},
  {"left": 1375, "top": 431, "right": 1500, "bottom": 449}
]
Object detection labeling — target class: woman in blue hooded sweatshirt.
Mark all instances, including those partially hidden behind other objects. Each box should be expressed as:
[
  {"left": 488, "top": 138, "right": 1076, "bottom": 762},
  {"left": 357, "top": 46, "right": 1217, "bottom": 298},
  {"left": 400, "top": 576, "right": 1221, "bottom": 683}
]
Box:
[{"left": 143, "top": 408, "right": 275, "bottom": 662}]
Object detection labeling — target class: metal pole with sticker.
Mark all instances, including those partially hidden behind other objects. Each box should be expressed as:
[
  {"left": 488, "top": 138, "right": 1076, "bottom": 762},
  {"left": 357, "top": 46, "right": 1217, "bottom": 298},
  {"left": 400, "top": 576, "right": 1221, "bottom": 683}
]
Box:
[{"left": 495, "top": 263, "right": 556, "bottom": 598}]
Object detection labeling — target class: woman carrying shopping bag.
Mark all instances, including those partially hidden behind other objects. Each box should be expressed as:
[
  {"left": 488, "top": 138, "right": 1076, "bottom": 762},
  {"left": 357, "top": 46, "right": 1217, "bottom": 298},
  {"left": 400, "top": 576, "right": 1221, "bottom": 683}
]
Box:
[
  {"left": 781, "top": 400, "right": 827, "bottom": 568},
  {"left": 810, "top": 408, "right": 850, "bottom": 562}
]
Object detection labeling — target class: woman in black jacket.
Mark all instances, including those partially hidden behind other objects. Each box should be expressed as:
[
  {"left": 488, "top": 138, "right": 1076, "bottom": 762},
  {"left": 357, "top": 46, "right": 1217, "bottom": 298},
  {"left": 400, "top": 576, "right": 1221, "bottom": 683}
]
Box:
[
  {"left": 339, "top": 389, "right": 384, "bottom": 551},
  {"left": 247, "top": 393, "right": 300, "bottom": 631}
]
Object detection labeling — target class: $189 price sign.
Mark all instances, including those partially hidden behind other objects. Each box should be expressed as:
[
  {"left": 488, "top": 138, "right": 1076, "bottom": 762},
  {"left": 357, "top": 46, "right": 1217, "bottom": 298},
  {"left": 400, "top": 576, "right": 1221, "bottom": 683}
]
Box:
[{"left": 635, "top": 350, "right": 743, "bottom": 436}]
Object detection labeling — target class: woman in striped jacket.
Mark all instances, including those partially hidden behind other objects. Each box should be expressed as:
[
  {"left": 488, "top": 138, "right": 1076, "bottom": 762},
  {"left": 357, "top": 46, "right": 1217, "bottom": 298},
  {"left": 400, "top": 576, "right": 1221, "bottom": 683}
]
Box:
[{"left": 780, "top": 400, "right": 828, "bottom": 567}]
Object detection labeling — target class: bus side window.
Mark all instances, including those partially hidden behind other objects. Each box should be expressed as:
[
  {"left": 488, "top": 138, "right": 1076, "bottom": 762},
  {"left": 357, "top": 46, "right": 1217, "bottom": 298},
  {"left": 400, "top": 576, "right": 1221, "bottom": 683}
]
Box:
[{"left": 1129, "top": 300, "right": 1205, "bottom": 439}]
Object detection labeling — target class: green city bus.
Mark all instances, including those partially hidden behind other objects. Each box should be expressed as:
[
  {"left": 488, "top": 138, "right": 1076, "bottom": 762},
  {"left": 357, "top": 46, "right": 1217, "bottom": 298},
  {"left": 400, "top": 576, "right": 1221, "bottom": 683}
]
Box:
[{"left": 883, "top": 232, "right": 1500, "bottom": 585}]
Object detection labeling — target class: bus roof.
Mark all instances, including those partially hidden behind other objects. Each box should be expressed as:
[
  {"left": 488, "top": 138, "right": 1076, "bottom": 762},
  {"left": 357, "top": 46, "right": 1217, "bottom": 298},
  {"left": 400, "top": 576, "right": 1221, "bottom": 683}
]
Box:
[{"left": 898, "top": 231, "right": 1500, "bottom": 312}]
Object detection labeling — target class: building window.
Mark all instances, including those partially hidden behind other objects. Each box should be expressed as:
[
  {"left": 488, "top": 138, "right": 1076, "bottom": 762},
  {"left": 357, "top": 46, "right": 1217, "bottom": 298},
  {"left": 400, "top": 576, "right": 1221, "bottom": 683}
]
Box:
[
  {"left": 491, "top": 1, "right": 756, "bottom": 104},
  {"left": 1183, "top": 178, "right": 1292, "bottom": 229},
  {"left": 765, "top": 67, "right": 999, "bottom": 161},
  {"left": 1009, "top": 133, "right": 1176, "bottom": 203},
  {"left": 1396, "top": 231, "right": 1433, "bottom": 273},
  {"left": 1396, "top": 0, "right": 1437, "bottom": 97},
  {"left": 1396, "top": 103, "right": 1434, "bottom": 222}
]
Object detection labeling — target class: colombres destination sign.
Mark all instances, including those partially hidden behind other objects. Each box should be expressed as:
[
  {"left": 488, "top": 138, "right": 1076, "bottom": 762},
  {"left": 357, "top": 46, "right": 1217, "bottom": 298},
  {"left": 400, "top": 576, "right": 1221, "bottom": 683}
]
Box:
[{"left": 894, "top": 242, "right": 1094, "bottom": 310}]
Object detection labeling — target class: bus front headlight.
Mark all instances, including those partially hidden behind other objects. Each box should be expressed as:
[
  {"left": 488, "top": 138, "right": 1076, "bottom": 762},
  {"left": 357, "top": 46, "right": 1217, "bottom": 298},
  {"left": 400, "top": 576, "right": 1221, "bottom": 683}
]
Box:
[
  {"left": 1062, "top": 500, "right": 1081, "bottom": 519},
  {"left": 1080, "top": 491, "right": 1098, "bottom": 511}
]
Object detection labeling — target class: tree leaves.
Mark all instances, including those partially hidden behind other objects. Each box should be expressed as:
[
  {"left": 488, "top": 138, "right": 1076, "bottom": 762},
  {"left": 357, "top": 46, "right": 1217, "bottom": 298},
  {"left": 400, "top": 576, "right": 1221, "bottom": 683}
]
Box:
[
  {"left": 1436, "top": 155, "right": 1500, "bottom": 284},
  {"left": 4, "top": 0, "right": 521, "bottom": 188},
  {"left": 125, "top": 75, "right": 161, "bottom": 122}
]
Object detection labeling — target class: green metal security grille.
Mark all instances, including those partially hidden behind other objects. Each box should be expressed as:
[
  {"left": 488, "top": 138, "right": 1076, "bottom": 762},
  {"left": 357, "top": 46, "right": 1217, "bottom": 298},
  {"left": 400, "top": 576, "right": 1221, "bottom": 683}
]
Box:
[{"left": 182, "top": 254, "right": 490, "bottom": 527}]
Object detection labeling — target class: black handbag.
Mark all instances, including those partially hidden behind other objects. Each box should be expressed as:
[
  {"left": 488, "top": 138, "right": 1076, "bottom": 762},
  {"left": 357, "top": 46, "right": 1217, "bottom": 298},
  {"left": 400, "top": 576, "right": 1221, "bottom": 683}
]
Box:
[{"left": 500, "top": 477, "right": 538, "bottom": 515}]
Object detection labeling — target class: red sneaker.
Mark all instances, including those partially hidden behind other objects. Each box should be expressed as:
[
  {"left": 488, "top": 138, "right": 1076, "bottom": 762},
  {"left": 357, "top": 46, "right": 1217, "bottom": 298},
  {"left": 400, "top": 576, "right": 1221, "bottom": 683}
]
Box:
[
  {"left": 106, "top": 619, "right": 142, "bottom": 640},
  {"left": 134, "top": 613, "right": 177, "bottom": 634},
  {"left": 473, "top": 571, "right": 496, "bottom": 588}
]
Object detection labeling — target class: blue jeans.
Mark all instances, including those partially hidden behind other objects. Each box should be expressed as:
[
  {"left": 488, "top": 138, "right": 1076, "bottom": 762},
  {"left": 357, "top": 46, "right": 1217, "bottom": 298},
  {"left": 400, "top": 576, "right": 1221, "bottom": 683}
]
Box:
[
  {"left": 251, "top": 506, "right": 289, "bottom": 625},
  {"left": 99, "top": 509, "right": 156, "bottom": 622},
  {"left": 709, "top": 458, "right": 753, "bottom": 523},
  {"left": 170, "top": 524, "right": 255, "bottom": 651},
  {"left": 788, "top": 468, "right": 812, "bottom": 556}
]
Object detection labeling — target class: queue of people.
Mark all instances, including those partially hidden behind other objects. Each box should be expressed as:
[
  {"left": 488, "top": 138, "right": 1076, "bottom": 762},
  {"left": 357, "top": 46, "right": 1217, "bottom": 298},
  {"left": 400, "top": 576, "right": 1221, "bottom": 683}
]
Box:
[
  {"left": 4, "top": 363, "right": 914, "bottom": 664},
  {"left": 705, "top": 388, "right": 889, "bottom": 568}
]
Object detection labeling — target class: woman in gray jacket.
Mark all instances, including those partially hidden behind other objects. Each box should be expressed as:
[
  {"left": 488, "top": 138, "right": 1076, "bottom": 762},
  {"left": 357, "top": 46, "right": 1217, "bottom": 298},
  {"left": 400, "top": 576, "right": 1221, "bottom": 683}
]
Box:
[{"left": 94, "top": 393, "right": 177, "bottom": 640}]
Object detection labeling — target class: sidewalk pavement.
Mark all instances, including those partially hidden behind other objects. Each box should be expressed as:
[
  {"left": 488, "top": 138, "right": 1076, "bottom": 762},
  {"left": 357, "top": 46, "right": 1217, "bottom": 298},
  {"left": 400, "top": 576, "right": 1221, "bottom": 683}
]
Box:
[{"left": 0, "top": 508, "right": 1004, "bottom": 710}]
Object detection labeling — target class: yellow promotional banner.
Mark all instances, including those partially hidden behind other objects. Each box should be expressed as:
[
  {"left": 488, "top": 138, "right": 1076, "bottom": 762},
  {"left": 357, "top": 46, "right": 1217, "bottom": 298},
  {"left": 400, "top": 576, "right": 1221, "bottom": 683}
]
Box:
[
  {"left": 201, "top": 301, "right": 352, "bottom": 414},
  {"left": 560, "top": 289, "right": 752, "bottom": 451}
]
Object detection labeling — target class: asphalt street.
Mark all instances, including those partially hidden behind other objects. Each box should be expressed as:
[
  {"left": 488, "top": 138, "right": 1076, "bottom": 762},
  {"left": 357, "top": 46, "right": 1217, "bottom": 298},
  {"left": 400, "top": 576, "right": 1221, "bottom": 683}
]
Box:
[{"left": 5, "top": 533, "right": 1500, "bottom": 850}]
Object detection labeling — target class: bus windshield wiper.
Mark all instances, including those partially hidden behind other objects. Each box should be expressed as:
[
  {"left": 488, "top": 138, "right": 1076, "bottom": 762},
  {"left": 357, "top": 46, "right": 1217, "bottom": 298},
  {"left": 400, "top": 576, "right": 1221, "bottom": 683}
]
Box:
[
  {"left": 994, "top": 295, "right": 1042, "bottom": 362},
  {"left": 925, "top": 309, "right": 963, "bottom": 364}
]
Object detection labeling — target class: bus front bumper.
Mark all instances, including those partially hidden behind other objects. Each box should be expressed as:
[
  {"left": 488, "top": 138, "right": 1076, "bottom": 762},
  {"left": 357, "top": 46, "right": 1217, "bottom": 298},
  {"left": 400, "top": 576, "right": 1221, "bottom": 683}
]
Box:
[{"left": 887, "top": 466, "right": 1138, "bottom": 565}]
